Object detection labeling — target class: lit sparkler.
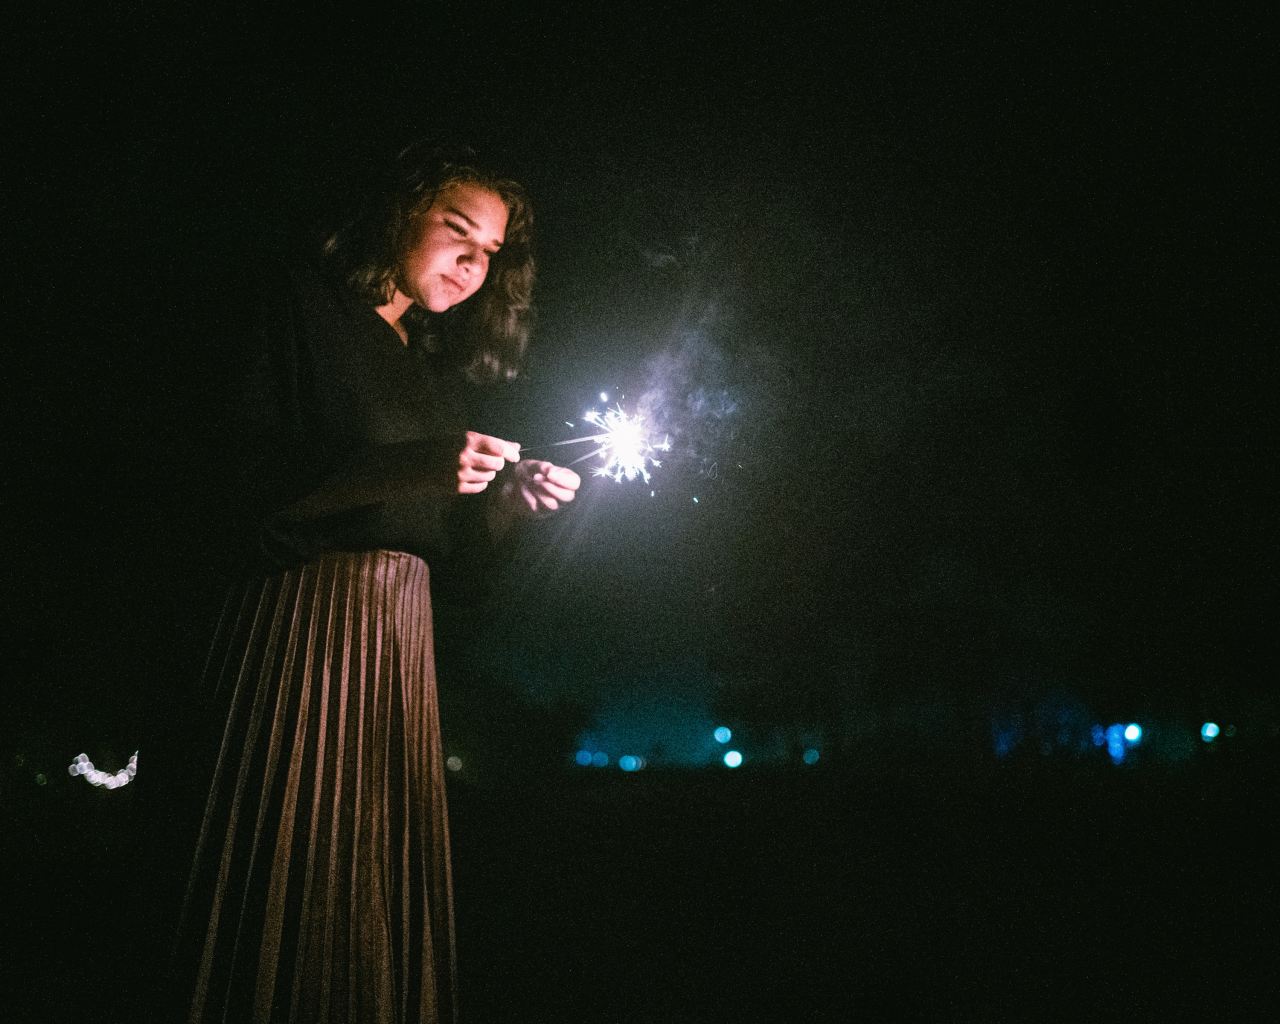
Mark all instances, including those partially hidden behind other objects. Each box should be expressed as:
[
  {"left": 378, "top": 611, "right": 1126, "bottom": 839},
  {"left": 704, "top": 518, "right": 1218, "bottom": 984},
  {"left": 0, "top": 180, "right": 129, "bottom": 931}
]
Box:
[
  {"left": 574, "top": 405, "right": 671, "bottom": 483},
  {"left": 524, "top": 402, "right": 672, "bottom": 484}
]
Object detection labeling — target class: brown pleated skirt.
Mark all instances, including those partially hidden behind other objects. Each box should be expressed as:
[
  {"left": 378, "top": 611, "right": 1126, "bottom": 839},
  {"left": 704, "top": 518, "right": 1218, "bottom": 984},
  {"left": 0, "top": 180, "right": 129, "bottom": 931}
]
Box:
[{"left": 172, "top": 550, "right": 457, "bottom": 1024}]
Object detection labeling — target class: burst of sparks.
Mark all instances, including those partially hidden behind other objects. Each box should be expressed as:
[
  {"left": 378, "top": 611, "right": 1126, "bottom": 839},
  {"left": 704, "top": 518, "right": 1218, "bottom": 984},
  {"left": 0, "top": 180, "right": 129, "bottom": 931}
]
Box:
[{"left": 579, "top": 405, "right": 671, "bottom": 483}]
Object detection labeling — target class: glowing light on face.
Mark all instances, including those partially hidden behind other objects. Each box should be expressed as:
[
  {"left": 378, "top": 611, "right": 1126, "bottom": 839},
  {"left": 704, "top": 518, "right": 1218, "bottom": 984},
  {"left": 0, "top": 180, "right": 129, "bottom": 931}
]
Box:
[
  {"left": 68, "top": 751, "right": 138, "bottom": 790},
  {"left": 580, "top": 405, "right": 672, "bottom": 484}
]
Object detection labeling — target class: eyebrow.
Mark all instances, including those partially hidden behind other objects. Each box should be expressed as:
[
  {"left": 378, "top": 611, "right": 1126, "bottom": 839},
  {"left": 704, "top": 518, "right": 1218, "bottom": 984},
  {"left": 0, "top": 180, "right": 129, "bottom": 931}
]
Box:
[{"left": 443, "top": 205, "right": 504, "bottom": 250}]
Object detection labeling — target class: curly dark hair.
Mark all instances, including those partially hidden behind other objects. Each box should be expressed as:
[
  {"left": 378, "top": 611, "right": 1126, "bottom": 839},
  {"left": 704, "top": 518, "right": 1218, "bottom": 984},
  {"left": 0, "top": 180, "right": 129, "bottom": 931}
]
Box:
[{"left": 321, "top": 140, "right": 535, "bottom": 382}]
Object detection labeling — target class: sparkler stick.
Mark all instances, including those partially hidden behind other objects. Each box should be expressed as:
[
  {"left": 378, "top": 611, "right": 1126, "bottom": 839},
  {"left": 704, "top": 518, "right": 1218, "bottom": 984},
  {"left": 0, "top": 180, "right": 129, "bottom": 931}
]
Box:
[{"left": 518, "top": 433, "right": 609, "bottom": 455}]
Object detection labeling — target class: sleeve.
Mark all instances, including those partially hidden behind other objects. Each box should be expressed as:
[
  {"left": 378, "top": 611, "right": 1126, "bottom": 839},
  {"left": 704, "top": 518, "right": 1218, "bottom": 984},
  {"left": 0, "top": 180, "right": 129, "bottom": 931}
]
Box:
[{"left": 196, "top": 260, "right": 473, "bottom": 573}]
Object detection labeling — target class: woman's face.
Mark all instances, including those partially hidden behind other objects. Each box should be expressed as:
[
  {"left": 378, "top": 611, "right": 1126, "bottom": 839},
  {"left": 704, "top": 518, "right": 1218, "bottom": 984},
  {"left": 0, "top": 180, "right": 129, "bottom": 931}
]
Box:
[{"left": 397, "top": 181, "right": 509, "bottom": 313}]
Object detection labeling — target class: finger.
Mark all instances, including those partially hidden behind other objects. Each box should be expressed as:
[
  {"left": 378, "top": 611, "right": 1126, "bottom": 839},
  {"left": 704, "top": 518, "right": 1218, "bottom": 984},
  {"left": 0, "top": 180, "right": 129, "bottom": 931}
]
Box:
[
  {"left": 534, "top": 481, "right": 577, "bottom": 503},
  {"left": 543, "top": 466, "right": 582, "bottom": 490},
  {"left": 542, "top": 486, "right": 578, "bottom": 506},
  {"left": 458, "top": 480, "right": 489, "bottom": 495},
  {"left": 462, "top": 451, "right": 506, "bottom": 474},
  {"left": 458, "top": 467, "right": 497, "bottom": 484},
  {"left": 469, "top": 432, "right": 521, "bottom": 463}
]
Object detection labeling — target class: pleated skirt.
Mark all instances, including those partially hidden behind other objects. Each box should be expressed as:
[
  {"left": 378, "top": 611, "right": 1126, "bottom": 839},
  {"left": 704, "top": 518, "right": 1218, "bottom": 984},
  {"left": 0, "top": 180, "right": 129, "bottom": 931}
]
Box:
[{"left": 171, "top": 550, "right": 457, "bottom": 1024}]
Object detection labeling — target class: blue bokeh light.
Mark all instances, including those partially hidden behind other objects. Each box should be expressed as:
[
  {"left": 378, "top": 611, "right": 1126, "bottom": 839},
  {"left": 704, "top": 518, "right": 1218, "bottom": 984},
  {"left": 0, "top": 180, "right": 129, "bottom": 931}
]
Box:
[
  {"left": 1090, "top": 724, "right": 1106, "bottom": 747},
  {"left": 713, "top": 727, "right": 732, "bottom": 744},
  {"left": 619, "top": 755, "right": 640, "bottom": 772},
  {"left": 1105, "top": 724, "right": 1127, "bottom": 765},
  {"left": 802, "top": 748, "right": 820, "bottom": 765},
  {"left": 1124, "top": 723, "right": 1143, "bottom": 744},
  {"left": 575, "top": 749, "right": 593, "bottom": 767},
  {"left": 591, "top": 751, "right": 609, "bottom": 768},
  {"left": 1201, "top": 722, "right": 1220, "bottom": 741},
  {"left": 723, "top": 750, "right": 743, "bottom": 768}
]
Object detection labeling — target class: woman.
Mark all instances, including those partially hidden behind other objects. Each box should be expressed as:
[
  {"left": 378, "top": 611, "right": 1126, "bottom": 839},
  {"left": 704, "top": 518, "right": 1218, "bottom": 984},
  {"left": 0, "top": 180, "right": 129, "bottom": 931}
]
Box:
[{"left": 166, "top": 142, "right": 579, "bottom": 1023}]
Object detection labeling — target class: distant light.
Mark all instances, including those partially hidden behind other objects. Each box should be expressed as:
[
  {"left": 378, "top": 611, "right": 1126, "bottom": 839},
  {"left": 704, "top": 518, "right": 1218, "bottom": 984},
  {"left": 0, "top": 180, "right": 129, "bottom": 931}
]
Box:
[
  {"left": 445, "top": 756, "right": 463, "bottom": 772},
  {"left": 68, "top": 751, "right": 138, "bottom": 789},
  {"left": 802, "top": 748, "right": 820, "bottom": 765},
  {"left": 619, "top": 755, "right": 641, "bottom": 772},
  {"left": 591, "top": 751, "right": 609, "bottom": 768},
  {"left": 692, "top": 496, "right": 700, "bottom": 504},
  {"left": 1200, "top": 722, "right": 1220, "bottom": 741},
  {"left": 1124, "top": 723, "right": 1143, "bottom": 744},
  {"left": 575, "top": 749, "right": 594, "bottom": 767},
  {"left": 650, "top": 490, "right": 655, "bottom": 498},
  {"left": 713, "top": 726, "right": 732, "bottom": 744},
  {"left": 1105, "top": 724, "right": 1126, "bottom": 765},
  {"left": 723, "top": 750, "right": 743, "bottom": 768},
  {"left": 1090, "top": 725, "right": 1106, "bottom": 747}
]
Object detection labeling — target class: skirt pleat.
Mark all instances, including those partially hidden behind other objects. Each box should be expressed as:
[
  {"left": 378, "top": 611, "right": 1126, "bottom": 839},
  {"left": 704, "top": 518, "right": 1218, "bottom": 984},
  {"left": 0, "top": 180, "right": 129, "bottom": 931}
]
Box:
[{"left": 172, "top": 550, "right": 456, "bottom": 1024}]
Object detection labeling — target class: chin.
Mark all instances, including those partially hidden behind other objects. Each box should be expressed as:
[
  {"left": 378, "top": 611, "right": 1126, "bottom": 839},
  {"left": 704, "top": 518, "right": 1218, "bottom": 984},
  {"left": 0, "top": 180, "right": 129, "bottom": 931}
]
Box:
[{"left": 422, "top": 292, "right": 456, "bottom": 313}]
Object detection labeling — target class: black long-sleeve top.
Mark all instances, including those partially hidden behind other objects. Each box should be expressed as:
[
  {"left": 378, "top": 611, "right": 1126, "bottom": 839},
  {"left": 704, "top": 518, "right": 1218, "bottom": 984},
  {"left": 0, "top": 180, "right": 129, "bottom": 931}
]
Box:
[{"left": 180, "top": 255, "right": 494, "bottom": 582}]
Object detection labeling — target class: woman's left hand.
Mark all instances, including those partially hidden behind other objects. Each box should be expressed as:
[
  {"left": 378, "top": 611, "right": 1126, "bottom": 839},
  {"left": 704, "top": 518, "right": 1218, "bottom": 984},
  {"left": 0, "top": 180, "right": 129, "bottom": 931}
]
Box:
[{"left": 501, "top": 459, "right": 582, "bottom": 515}]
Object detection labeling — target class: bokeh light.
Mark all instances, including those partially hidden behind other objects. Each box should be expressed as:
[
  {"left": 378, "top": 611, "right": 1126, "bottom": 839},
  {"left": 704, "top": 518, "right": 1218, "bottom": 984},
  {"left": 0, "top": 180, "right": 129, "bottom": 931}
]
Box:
[
  {"left": 445, "top": 756, "right": 463, "bottom": 772},
  {"left": 1105, "top": 724, "right": 1126, "bottom": 765},
  {"left": 619, "top": 755, "right": 641, "bottom": 772},
  {"left": 68, "top": 751, "right": 138, "bottom": 789},
  {"left": 1124, "top": 723, "right": 1143, "bottom": 744},
  {"left": 713, "top": 727, "right": 732, "bottom": 744},
  {"left": 723, "top": 750, "right": 743, "bottom": 768},
  {"left": 591, "top": 751, "right": 609, "bottom": 768},
  {"left": 802, "top": 748, "right": 820, "bottom": 765},
  {"left": 575, "top": 749, "right": 594, "bottom": 767},
  {"left": 1200, "top": 722, "right": 1220, "bottom": 741}
]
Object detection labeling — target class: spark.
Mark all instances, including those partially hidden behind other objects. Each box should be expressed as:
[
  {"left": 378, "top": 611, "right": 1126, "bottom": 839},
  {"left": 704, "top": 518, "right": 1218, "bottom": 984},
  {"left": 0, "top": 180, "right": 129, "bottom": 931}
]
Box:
[{"left": 579, "top": 404, "right": 672, "bottom": 483}]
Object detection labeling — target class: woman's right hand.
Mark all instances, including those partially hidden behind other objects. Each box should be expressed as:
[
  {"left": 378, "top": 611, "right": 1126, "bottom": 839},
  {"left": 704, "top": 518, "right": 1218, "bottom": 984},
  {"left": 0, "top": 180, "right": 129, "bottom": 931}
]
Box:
[{"left": 455, "top": 431, "right": 521, "bottom": 494}]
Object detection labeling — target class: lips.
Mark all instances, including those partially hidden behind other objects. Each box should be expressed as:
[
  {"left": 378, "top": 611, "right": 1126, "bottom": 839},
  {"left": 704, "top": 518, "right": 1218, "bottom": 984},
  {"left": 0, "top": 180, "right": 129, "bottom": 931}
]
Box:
[{"left": 442, "top": 276, "right": 466, "bottom": 295}]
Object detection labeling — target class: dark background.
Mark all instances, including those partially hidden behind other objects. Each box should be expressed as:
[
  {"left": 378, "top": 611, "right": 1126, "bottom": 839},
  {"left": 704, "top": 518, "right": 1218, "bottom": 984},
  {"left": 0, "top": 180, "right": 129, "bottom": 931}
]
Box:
[{"left": 4, "top": 1, "right": 1276, "bottom": 1020}]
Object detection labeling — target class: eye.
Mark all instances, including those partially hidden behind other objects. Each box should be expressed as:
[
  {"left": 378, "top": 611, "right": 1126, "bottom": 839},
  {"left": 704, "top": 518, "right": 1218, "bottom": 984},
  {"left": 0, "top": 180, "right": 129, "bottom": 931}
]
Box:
[{"left": 445, "top": 221, "right": 468, "bottom": 237}]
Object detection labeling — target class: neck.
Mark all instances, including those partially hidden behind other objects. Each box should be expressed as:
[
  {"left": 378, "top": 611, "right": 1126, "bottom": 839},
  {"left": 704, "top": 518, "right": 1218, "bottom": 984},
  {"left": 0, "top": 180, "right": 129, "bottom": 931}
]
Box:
[{"left": 375, "top": 290, "right": 414, "bottom": 345}]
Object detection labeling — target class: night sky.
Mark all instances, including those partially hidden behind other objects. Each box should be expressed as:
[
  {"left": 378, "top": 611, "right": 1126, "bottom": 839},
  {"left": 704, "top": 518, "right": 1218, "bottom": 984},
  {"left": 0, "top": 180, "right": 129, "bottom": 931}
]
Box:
[{"left": 7, "top": 1, "right": 1274, "bottom": 759}]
